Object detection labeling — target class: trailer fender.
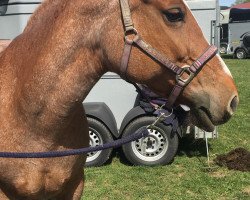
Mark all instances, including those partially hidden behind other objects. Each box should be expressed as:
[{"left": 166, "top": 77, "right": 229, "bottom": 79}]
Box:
[
  {"left": 119, "top": 106, "right": 186, "bottom": 138},
  {"left": 235, "top": 46, "right": 248, "bottom": 53},
  {"left": 83, "top": 102, "right": 118, "bottom": 138},
  {"left": 119, "top": 106, "right": 148, "bottom": 137},
  {"left": 0, "top": 0, "right": 9, "bottom": 16}
]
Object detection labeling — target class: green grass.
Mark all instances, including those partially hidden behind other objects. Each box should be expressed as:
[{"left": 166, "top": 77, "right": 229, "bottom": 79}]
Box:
[{"left": 83, "top": 59, "right": 250, "bottom": 200}]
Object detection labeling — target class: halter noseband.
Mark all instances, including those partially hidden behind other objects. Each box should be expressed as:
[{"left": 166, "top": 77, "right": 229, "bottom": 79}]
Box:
[{"left": 119, "top": 0, "right": 218, "bottom": 110}]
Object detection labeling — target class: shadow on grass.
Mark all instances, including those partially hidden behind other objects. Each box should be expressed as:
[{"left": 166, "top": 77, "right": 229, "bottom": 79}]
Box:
[
  {"left": 106, "top": 137, "right": 211, "bottom": 167},
  {"left": 177, "top": 137, "right": 211, "bottom": 158},
  {"left": 114, "top": 147, "right": 132, "bottom": 166},
  {"left": 221, "top": 54, "right": 233, "bottom": 59},
  {"left": 221, "top": 54, "right": 250, "bottom": 59}
]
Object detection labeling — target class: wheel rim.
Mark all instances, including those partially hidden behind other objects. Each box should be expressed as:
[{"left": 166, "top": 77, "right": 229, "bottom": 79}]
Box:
[
  {"left": 131, "top": 126, "right": 169, "bottom": 162},
  {"left": 86, "top": 127, "right": 103, "bottom": 162},
  {"left": 220, "top": 46, "right": 227, "bottom": 54},
  {"left": 237, "top": 51, "right": 245, "bottom": 59}
]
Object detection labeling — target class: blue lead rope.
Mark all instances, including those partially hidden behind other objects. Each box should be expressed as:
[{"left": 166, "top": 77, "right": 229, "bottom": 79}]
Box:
[{"left": 0, "top": 127, "right": 149, "bottom": 159}]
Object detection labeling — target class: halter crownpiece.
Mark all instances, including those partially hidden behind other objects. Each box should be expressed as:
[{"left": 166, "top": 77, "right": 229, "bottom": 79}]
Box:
[{"left": 119, "top": 0, "right": 218, "bottom": 110}]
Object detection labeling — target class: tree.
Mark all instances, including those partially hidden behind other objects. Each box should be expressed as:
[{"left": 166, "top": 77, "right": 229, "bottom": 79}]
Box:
[{"left": 234, "top": 0, "right": 250, "bottom": 5}]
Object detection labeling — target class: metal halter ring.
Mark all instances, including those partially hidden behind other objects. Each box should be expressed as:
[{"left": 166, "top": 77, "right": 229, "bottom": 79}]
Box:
[
  {"left": 124, "top": 28, "right": 139, "bottom": 45},
  {"left": 176, "top": 66, "right": 195, "bottom": 87},
  {"left": 147, "top": 108, "right": 174, "bottom": 129},
  {"left": 161, "top": 108, "right": 173, "bottom": 118}
]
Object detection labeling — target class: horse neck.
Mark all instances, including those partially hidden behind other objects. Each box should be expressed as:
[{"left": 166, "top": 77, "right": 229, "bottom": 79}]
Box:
[{"left": 0, "top": 0, "right": 118, "bottom": 130}]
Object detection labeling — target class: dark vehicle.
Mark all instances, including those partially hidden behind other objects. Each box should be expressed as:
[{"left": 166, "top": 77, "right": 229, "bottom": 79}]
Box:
[{"left": 228, "top": 8, "right": 250, "bottom": 59}]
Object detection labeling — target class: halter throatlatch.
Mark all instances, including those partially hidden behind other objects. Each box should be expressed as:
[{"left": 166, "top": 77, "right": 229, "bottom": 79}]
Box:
[{"left": 119, "top": 0, "right": 218, "bottom": 110}]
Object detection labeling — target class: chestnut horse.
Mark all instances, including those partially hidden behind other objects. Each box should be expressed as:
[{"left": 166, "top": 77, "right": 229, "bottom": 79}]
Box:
[{"left": 0, "top": 0, "right": 238, "bottom": 199}]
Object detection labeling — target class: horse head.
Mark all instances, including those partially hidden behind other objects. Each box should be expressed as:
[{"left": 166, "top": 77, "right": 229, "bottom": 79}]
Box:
[{"left": 102, "top": 0, "right": 238, "bottom": 131}]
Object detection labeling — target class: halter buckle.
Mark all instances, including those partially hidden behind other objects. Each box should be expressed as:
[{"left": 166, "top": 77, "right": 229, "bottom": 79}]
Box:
[
  {"left": 124, "top": 28, "right": 139, "bottom": 45},
  {"left": 176, "top": 66, "right": 195, "bottom": 87}
]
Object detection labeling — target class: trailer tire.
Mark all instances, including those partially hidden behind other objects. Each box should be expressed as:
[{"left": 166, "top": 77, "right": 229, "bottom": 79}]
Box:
[
  {"left": 219, "top": 43, "right": 227, "bottom": 54},
  {"left": 235, "top": 48, "right": 247, "bottom": 59},
  {"left": 85, "top": 117, "right": 113, "bottom": 167},
  {"left": 122, "top": 116, "right": 179, "bottom": 166}
]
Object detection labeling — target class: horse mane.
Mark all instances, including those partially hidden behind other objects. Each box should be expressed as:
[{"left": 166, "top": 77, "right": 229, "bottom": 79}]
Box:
[
  {"left": 24, "top": 0, "right": 115, "bottom": 34},
  {"left": 24, "top": 0, "right": 68, "bottom": 33}
]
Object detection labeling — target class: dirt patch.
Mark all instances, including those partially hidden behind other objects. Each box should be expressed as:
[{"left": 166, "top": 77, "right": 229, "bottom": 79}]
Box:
[
  {"left": 210, "top": 171, "right": 227, "bottom": 178},
  {"left": 242, "top": 186, "right": 250, "bottom": 196},
  {"left": 214, "top": 148, "right": 250, "bottom": 172}
]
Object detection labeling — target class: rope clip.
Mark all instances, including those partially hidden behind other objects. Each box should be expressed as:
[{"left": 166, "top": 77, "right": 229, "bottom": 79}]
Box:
[{"left": 147, "top": 107, "right": 173, "bottom": 129}]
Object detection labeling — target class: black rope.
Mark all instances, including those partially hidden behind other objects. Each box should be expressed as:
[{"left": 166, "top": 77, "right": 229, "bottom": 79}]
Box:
[{"left": 0, "top": 127, "right": 149, "bottom": 158}]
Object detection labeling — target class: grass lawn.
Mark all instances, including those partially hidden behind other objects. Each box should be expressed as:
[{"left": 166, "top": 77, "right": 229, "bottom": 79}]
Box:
[{"left": 83, "top": 59, "right": 250, "bottom": 200}]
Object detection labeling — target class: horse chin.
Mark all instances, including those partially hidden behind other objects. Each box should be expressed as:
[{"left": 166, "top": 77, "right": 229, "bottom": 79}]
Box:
[{"left": 190, "top": 108, "right": 215, "bottom": 132}]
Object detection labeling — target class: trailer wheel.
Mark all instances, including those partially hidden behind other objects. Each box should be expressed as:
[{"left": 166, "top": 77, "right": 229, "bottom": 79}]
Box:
[
  {"left": 86, "top": 117, "right": 113, "bottom": 167},
  {"left": 122, "top": 116, "right": 179, "bottom": 166},
  {"left": 235, "top": 48, "right": 247, "bottom": 59},
  {"left": 219, "top": 44, "right": 227, "bottom": 54}
]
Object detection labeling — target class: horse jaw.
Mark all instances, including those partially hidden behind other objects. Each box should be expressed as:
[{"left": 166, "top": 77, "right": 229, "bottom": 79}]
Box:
[
  {"left": 190, "top": 108, "right": 216, "bottom": 132},
  {"left": 184, "top": 70, "right": 238, "bottom": 132}
]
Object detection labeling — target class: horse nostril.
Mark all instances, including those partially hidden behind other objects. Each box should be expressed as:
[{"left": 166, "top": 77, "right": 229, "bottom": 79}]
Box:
[
  {"left": 222, "top": 95, "right": 238, "bottom": 123},
  {"left": 230, "top": 95, "right": 239, "bottom": 113}
]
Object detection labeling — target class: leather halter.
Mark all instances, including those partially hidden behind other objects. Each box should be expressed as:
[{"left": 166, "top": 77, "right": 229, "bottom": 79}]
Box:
[{"left": 119, "top": 0, "right": 218, "bottom": 110}]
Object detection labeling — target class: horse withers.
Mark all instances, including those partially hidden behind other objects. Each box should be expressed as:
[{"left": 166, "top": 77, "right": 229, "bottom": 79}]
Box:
[{"left": 0, "top": 0, "right": 238, "bottom": 199}]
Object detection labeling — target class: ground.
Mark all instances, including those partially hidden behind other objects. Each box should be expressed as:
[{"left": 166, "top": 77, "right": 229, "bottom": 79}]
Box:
[
  {"left": 215, "top": 147, "right": 250, "bottom": 172},
  {"left": 83, "top": 58, "right": 250, "bottom": 200}
]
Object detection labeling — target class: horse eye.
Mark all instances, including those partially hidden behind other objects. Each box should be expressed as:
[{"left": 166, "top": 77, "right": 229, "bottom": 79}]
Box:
[{"left": 163, "top": 8, "right": 184, "bottom": 23}]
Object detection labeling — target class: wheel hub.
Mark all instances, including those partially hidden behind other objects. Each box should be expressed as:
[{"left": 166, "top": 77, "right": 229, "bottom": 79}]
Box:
[
  {"left": 132, "top": 127, "right": 168, "bottom": 161},
  {"left": 220, "top": 46, "right": 227, "bottom": 54},
  {"left": 237, "top": 52, "right": 244, "bottom": 59}
]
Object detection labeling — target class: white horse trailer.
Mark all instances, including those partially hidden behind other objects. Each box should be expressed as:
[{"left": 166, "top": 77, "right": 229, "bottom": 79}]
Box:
[
  {"left": 0, "top": 0, "right": 219, "bottom": 166},
  {"left": 227, "top": 8, "right": 250, "bottom": 59}
]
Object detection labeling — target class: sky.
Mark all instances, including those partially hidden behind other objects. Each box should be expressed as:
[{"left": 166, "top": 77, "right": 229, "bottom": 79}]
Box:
[{"left": 220, "top": 0, "right": 235, "bottom": 6}]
